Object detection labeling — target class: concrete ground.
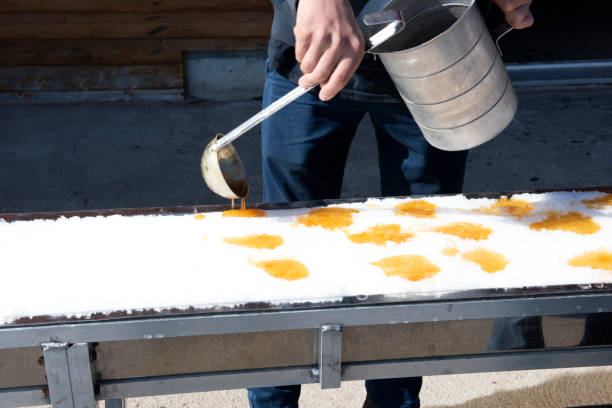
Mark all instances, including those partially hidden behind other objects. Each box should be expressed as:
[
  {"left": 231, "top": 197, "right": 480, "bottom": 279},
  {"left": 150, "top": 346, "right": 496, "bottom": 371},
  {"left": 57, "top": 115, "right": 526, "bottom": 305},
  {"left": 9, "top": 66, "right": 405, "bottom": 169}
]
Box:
[
  {"left": 122, "top": 366, "right": 612, "bottom": 407},
  {"left": 1, "top": 87, "right": 611, "bottom": 214},
  {"left": 4, "top": 85, "right": 612, "bottom": 407}
]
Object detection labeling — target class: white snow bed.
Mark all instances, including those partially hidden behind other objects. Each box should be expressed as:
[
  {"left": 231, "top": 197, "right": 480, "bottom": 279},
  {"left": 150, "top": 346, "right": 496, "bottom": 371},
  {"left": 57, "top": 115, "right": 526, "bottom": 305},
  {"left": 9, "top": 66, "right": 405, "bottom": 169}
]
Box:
[{"left": 1, "top": 191, "right": 611, "bottom": 324}]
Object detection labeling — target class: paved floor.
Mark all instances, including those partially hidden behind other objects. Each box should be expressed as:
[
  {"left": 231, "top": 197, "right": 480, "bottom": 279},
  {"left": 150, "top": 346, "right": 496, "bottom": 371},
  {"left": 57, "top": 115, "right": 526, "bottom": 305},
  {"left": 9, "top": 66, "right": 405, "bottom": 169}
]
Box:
[
  {"left": 4, "top": 85, "right": 612, "bottom": 408},
  {"left": 122, "top": 366, "right": 612, "bottom": 407},
  {"left": 1, "top": 87, "right": 611, "bottom": 214}
]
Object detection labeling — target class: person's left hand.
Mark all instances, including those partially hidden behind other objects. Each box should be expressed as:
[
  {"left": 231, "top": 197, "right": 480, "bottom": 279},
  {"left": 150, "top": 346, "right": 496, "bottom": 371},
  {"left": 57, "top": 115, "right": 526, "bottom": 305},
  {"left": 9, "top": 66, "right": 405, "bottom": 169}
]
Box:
[{"left": 493, "top": 0, "right": 534, "bottom": 29}]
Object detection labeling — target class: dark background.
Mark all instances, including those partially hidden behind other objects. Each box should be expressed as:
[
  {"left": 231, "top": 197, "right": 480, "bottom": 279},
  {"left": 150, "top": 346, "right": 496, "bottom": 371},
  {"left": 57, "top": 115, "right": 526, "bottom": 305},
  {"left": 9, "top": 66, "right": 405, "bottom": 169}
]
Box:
[{"left": 492, "top": 0, "right": 612, "bottom": 62}]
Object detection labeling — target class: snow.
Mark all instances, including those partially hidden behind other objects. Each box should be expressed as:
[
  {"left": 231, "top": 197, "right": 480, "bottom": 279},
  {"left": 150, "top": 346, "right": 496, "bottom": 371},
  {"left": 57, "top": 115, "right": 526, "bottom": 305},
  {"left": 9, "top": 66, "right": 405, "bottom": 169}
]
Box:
[{"left": 0, "top": 191, "right": 610, "bottom": 324}]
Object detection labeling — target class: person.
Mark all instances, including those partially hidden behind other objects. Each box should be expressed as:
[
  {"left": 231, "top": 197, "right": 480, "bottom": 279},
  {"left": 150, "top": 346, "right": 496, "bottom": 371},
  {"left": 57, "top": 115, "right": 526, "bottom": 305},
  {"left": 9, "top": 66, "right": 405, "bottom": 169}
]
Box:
[{"left": 250, "top": 0, "right": 534, "bottom": 407}]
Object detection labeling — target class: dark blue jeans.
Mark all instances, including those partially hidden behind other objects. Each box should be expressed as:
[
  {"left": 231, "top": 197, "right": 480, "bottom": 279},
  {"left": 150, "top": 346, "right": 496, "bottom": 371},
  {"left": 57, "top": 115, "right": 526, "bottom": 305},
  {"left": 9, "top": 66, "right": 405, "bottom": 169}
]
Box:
[
  {"left": 261, "top": 68, "right": 468, "bottom": 203},
  {"left": 248, "top": 67, "right": 468, "bottom": 408}
]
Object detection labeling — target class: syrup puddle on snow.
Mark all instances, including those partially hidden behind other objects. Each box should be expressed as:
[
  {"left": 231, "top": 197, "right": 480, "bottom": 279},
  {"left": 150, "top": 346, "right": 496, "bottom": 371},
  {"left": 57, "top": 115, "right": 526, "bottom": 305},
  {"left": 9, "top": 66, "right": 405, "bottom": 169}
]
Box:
[
  {"left": 223, "top": 234, "right": 284, "bottom": 250},
  {"left": 529, "top": 211, "right": 600, "bottom": 235},
  {"left": 295, "top": 207, "right": 359, "bottom": 230},
  {"left": 433, "top": 222, "right": 493, "bottom": 240},
  {"left": 194, "top": 214, "right": 206, "bottom": 220},
  {"left": 477, "top": 197, "right": 534, "bottom": 219},
  {"left": 442, "top": 246, "right": 459, "bottom": 257},
  {"left": 251, "top": 259, "right": 309, "bottom": 281},
  {"left": 582, "top": 194, "right": 612, "bottom": 209},
  {"left": 371, "top": 255, "right": 440, "bottom": 281},
  {"left": 346, "top": 224, "right": 413, "bottom": 246},
  {"left": 395, "top": 200, "right": 437, "bottom": 218},
  {"left": 569, "top": 249, "right": 612, "bottom": 272},
  {"left": 223, "top": 197, "right": 266, "bottom": 218},
  {"left": 461, "top": 248, "right": 509, "bottom": 273},
  {"left": 223, "top": 208, "right": 266, "bottom": 218}
]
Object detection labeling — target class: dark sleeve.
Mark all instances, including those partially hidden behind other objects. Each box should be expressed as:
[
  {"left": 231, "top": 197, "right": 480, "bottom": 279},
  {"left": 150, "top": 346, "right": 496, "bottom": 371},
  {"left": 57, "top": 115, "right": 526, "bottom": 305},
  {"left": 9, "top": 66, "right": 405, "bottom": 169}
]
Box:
[{"left": 270, "top": 0, "right": 299, "bottom": 45}]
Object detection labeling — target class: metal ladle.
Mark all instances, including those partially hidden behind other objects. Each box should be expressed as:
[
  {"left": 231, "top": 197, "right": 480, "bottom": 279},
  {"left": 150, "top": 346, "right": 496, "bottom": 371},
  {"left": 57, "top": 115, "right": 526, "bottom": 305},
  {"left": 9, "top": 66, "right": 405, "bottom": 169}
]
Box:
[{"left": 201, "top": 18, "right": 406, "bottom": 200}]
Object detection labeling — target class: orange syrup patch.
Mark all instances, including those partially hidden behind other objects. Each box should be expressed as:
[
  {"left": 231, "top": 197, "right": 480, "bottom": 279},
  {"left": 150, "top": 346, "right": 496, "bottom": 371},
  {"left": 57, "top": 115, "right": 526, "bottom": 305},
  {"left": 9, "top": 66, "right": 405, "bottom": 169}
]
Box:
[
  {"left": 346, "top": 224, "right": 414, "bottom": 246},
  {"left": 222, "top": 209, "right": 266, "bottom": 218},
  {"left": 251, "top": 259, "right": 309, "bottom": 281},
  {"left": 395, "top": 200, "right": 437, "bottom": 218},
  {"left": 529, "top": 211, "right": 600, "bottom": 235},
  {"left": 442, "top": 247, "right": 459, "bottom": 257},
  {"left": 194, "top": 214, "right": 206, "bottom": 220},
  {"left": 371, "top": 255, "right": 440, "bottom": 281},
  {"left": 295, "top": 207, "right": 359, "bottom": 230},
  {"left": 582, "top": 194, "right": 612, "bottom": 210},
  {"left": 477, "top": 197, "right": 534, "bottom": 219},
  {"left": 433, "top": 222, "right": 493, "bottom": 240},
  {"left": 461, "top": 248, "right": 509, "bottom": 273},
  {"left": 223, "top": 234, "right": 284, "bottom": 250},
  {"left": 569, "top": 249, "right": 612, "bottom": 272}
]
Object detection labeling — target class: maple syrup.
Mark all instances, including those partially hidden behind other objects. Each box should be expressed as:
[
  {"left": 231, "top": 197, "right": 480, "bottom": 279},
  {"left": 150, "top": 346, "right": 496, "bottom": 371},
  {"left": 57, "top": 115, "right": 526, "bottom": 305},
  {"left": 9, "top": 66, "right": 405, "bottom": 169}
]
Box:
[
  {"left": 295, "top": 207, "right": 359, "bottom": 230},
  {"left": 346, "top": 224, "right": 413, "bottom": 246},
  {"left": 569, "top": 249, "right": 612, "bottom": 272},
  {"left": 395, "top": 200, "right": 436, "bottom": 218},
  {"left": 223, "top": 234, "right": 284, "bottom": 250},
  {"left": 529, "top": 211, "right": 600, "bottom": 235},
  {"left": 442, "top": 246, "right": 459, "bottom": 256},
  {"left": 478, "top": 197, "right": 534, "bottom": 219},
  {"left": 461, "top": 248, "right": 509, "bottom": 273},
  {"left": 371, "top": 255, "right": 440, "bottom": 281},
  {"left": 434, "top": 222, "right": 493, "bottom": 240},
  {"left": 582, "top": 194, "right": 612, "bottom": 210},
  {"left": 251, "top": 259, "right": 309, "bottom": 280}
]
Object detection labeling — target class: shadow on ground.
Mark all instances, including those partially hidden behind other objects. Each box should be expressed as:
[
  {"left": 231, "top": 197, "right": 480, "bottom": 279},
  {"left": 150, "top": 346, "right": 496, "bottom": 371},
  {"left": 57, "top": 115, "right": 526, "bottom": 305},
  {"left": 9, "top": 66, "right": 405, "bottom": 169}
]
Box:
[{"left": 427, "top": 369, "right": 612, "bottom": 408}]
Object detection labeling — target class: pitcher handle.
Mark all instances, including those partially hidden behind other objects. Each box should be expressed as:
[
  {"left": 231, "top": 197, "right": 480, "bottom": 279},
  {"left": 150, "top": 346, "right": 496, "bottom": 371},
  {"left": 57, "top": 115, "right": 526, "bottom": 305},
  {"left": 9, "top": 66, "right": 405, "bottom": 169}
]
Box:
[{"left": 493, "top": 21, "right": 513, "bottom": 56}]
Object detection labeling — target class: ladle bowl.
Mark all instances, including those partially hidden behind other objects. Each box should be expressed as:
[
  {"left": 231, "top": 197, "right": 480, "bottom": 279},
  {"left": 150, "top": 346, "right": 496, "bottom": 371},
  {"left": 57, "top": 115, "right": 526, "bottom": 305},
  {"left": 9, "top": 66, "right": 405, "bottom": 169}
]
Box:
[{"left": 201, "top": 134, "right": 249, "bottom": 199}]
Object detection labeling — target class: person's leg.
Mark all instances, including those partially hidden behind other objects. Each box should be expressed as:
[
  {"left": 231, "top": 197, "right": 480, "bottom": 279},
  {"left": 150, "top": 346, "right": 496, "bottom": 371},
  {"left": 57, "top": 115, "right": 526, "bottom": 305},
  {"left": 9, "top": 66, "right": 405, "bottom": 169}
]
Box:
[
  {"left": 248, "top": 385, "right": 301, "bottom": 408},
  {"left": 250, "top": 67, "right": 366, "bottom": 407},
  {"left": 365, "top": 377, "right": 423, "bottom": 408},
  {"left": 368, "top": 102, "right": 468, "bottom": 196},
  {"left": 261, "top": 69, "right": 366, "bottom": 203},
  {"left": 363, "top": 102, "right": 466, "bottom": 408}
]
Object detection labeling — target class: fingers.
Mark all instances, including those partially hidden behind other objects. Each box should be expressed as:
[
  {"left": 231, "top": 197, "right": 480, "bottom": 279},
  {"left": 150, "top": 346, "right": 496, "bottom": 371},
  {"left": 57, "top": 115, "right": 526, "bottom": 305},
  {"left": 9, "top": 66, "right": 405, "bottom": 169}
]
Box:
[
  {"left": 294, "top": 26, "right": 311, "bottom": 63},
  {"left": 299, "top": 32, "right": 335, "bottom": 74},
  {"left": 494, "top": 0, "right": 534, "bottom": 29},
  {"left": 298, "top": 46, "right": 342, "bottom": 89},
  {"left": 506, "top": 5, "right": 534, "bottom": 29},
  {"left": 319, "top": 57, "right": 360, "bottom": 101},
  {"left": 292, "top": 0, "right": 364, "bottom": 100},
  {"left": 299, "top": 35, "right": 363, "bottom": 100}
]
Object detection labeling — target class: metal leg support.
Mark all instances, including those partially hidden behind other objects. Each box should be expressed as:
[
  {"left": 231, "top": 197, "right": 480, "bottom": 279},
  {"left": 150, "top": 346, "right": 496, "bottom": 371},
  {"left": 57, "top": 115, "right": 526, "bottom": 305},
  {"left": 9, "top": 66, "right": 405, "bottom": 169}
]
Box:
[
  {"left": 318, "top": 324, "right": 342, "bottom": 389},
  {"left": 42, "top": 343, "right": 95, "bottom": 408}
]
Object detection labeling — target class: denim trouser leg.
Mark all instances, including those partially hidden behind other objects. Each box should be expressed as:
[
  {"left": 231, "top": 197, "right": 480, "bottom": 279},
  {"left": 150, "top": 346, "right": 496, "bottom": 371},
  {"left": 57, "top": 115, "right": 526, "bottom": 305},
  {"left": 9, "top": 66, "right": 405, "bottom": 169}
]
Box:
[
  {"left": 248, "top": 384, "right": 300, "bottom": 408},
  {"left": 369, "top": 102, "right": 468, "bottom": 196},
  {"left": 366, "top": 376, "right": 423, "bottom": 408},
  {"left": 250, "top": 68, "right": 467, "bottom": 408},
  {"left": 261, "top": 69, "right": 366, "bottom": 203}
]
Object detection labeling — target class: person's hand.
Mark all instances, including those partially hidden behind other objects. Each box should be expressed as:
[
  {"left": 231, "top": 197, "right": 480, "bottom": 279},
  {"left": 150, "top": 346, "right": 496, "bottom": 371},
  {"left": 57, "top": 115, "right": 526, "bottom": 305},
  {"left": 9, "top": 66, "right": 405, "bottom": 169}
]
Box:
[
  {"left": 294, "top": 0, "right": 365, "bottom": 101},
  {"left": 493, "top": 0, "right": 534, "bottom": 29}
]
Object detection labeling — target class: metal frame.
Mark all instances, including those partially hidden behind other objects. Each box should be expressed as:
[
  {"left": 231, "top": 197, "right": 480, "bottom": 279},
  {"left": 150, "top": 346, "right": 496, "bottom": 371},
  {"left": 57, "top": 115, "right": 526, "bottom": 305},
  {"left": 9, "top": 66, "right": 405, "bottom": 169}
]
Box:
[
  {"left": 41, "top": 343, "right": 95, "bottom": 408},
  {"left": 318, "top": 324, "right": 343, "bottom": 389},
  {"left": 1, "top": 189, "right": 611, "bottom": 407},
  {"left": 94, "top": 346, "right": 612, "bottom": 400},
  {"left": 1, "top": 288, "right": 609, "bottom": 349},
  {"left": 4, "top": 345, "right": 612, "bottom": 407}
]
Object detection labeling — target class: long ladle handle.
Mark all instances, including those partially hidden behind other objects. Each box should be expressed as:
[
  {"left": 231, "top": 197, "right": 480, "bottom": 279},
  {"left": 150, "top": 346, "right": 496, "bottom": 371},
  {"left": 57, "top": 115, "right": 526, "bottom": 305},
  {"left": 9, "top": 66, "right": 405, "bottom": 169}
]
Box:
[{"left": 210, "top": 20, "right": 404, "bottom": 153}]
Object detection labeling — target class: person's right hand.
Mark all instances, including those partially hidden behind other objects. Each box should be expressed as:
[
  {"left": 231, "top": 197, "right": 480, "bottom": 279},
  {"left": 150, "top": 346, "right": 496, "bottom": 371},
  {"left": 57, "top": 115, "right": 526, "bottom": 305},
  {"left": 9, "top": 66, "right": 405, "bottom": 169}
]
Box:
[{"left": 294, "top": 0, "right": 365, "bottom": 101}]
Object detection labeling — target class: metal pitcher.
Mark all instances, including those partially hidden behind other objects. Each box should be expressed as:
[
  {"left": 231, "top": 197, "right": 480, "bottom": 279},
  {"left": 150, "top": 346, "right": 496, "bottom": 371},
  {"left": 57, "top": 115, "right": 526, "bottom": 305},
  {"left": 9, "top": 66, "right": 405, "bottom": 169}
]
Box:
[{"left": 360, "top": 0, "right": 517, "bottom": 151}]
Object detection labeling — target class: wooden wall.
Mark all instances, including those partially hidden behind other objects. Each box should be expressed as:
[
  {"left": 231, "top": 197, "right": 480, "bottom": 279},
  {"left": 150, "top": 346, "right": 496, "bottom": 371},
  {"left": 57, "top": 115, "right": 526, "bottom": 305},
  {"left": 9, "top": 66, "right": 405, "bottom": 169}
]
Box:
[{"left": 0, "top": 0, "right": 273, "bottom": 102}]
